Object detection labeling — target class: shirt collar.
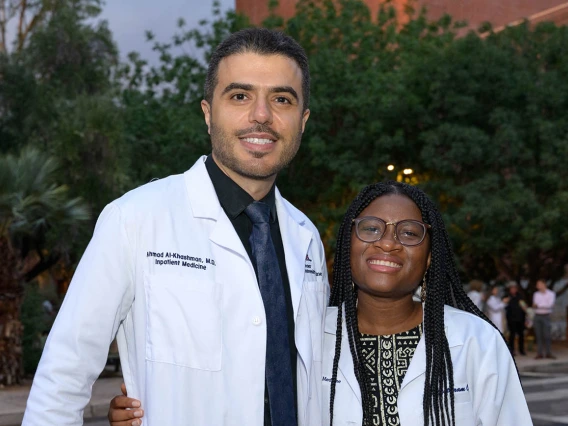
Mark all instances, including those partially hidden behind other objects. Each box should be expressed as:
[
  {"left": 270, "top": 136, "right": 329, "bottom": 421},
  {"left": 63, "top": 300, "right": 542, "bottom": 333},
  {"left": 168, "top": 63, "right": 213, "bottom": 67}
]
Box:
[{"left": 205, "top": 155, "right": 277, "bottom": 221}]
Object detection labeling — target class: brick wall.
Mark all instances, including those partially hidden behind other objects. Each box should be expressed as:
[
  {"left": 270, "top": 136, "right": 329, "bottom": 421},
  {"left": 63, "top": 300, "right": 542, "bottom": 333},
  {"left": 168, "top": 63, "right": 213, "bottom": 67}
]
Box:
[{"left": 236, "top": 0, "right": 568, "bottom": 28}]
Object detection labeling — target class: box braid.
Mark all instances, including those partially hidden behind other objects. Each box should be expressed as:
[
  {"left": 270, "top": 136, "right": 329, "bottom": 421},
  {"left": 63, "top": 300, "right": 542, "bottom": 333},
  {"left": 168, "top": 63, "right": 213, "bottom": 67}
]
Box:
[{"left": 328, "top": 181, "right": 503, "bottom": 426}]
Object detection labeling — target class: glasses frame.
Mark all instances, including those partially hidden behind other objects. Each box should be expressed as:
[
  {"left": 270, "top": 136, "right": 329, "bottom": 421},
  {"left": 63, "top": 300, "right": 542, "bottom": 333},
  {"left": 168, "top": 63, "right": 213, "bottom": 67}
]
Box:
[{"left": 352, "top": 216, "right": 432, "bottom": 247}]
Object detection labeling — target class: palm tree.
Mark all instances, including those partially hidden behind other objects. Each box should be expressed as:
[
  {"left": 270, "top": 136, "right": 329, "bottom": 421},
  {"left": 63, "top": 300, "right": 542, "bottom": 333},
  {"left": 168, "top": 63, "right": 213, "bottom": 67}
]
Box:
[{"left": 0, "top": 147, "right": 90, "bottom": 385}]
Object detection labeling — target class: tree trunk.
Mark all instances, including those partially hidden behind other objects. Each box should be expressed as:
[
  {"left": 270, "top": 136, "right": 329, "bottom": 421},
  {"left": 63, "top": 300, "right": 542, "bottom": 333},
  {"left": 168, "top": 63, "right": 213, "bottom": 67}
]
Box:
[
  {"left": 0, "top": 0, "right": 6, "bottom": 54},
  {"left": 0, "top": 236, "right": 24, "bottom": 386}
]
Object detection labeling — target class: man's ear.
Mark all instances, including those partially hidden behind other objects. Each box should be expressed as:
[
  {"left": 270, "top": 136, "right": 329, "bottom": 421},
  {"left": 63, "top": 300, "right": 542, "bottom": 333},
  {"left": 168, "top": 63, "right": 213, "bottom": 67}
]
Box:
[
  {"left": 301, "top": 108, "right": 310, "bottom": 133},
  {"left": 201, "top": 100, "right": 211, "bottom": 134}
]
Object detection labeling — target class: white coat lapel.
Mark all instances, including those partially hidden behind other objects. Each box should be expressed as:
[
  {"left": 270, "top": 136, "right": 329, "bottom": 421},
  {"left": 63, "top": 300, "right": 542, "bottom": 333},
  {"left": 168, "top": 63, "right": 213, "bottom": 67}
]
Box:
[
  {"left": 400, "top": 334, "right": 426, "bottom": 390},
  {"left": 325, "top": 307, "right": 362, "bottom": 403},
  {"left": 400, "top": 304, "right": 429, "bottom": 389},
  {"left": 275, "top": 189, "right": 312, "bottom": 319},
  {"left": 275, "top": 189, "right": 314, "bottom": 374},
  {"left": 401, "top": 306, "right": 457, "bottom": 390},
  {"left": 184, "top": 156, "right": 249, "bottom": 261},
  {"left": 209, "top": 212, "right": 250, "bottom": 260}
]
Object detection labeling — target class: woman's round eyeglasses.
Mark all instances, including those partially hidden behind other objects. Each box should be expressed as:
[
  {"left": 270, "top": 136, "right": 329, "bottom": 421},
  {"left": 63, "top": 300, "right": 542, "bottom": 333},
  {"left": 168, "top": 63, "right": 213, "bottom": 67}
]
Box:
[{"left": 352, "top": 216, "right": 431, "bottom": 247}]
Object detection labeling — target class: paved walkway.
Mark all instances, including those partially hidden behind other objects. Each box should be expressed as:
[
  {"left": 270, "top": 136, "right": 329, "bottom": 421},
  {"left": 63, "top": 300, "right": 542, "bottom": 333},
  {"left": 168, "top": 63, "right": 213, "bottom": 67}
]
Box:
[
  {"left": 515, "top": 340, "right": 568, "bottom": 374},
  {"left": 1, "top": 342, "right": 567, "bottom": 426},
  {"left": 0, "top": 374, "right": 122, "bottom": 426}
]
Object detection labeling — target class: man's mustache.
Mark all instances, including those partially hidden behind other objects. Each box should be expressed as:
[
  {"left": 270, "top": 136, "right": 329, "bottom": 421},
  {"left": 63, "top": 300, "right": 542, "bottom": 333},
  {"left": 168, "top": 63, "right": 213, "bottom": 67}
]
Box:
[{"left": 235, "top": 124, "right": 281, "bottom": 140}]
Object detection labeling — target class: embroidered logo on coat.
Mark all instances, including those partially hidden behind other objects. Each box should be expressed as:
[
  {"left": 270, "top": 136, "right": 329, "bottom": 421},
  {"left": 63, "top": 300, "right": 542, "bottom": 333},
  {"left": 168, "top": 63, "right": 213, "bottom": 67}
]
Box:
[{"left": 304, "top": 254, "right": 322, "bottom": 277}]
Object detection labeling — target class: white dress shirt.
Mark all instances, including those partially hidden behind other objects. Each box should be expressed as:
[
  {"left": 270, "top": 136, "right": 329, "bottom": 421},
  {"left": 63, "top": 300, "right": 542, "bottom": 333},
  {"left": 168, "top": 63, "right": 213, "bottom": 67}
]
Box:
[{"left": 533, "top": 289, "right": 556, "bottom": 315}]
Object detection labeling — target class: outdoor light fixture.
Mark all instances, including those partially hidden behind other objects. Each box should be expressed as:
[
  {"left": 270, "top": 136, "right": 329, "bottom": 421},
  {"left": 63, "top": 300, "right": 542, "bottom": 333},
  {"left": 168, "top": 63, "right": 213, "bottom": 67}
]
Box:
[
  {"left": 403, "top": 168, "right": 413, "bottom": 175},
  {"left": 387, "top": 165, "right": 395, "bottom": 171}
]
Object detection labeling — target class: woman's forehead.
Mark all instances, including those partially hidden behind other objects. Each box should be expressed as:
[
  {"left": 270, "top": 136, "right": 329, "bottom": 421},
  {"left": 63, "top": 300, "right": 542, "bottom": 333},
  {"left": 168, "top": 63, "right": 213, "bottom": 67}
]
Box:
[{"left": 359, "top": 194, "right": 422, "bottom": 220}]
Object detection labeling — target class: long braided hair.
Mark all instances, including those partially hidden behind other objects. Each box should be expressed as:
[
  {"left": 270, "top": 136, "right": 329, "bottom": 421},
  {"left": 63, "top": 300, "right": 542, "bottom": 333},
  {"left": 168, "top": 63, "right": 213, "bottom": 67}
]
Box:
[{"left": 328, "top": 181, "right": 499, "bottom": 426}]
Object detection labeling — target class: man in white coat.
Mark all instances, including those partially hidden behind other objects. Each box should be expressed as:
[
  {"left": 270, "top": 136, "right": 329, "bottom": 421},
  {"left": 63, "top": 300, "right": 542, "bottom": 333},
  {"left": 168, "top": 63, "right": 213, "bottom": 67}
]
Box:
[{"left": 22, "top": 28, "right": 329, "bottom": 426}]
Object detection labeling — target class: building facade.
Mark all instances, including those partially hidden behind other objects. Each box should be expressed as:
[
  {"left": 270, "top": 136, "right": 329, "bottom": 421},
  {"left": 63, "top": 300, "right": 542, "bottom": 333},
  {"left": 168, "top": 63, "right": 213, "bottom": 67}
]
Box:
[{"left": 236, "top": 0, "right": 568, "bottom": 30}]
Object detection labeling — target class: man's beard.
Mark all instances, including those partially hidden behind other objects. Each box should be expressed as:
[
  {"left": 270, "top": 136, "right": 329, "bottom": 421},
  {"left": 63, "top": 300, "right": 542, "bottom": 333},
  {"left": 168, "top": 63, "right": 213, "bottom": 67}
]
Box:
[{"left": 210, "top": 121, "right": 302, "bottom": 181}]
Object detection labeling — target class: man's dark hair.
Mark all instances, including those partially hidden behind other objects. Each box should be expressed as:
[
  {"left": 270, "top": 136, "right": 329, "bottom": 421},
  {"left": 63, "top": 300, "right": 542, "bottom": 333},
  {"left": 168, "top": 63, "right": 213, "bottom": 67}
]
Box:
[
  {"left": 204, "top": 28, "right": 310, "bottom": 110},
  {"left": 328, "top": 181, "right": 507, "bottom": 426}
]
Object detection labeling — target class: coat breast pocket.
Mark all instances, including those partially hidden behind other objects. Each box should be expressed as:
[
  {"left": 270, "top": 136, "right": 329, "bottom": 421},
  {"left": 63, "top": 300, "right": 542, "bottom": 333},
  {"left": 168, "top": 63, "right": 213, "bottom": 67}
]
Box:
[{"left": 145, "top": 273, "right": 222, "bottom": 371}]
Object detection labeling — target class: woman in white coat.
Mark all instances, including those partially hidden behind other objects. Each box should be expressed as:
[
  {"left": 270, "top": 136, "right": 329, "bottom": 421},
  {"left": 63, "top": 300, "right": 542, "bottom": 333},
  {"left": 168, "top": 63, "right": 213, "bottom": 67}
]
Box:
[
  {"left": 486, "top": 286, "right": 507, "bottom": 333},
  {"left": 324, "top": 181, "right": 531, "bottom": 426}
]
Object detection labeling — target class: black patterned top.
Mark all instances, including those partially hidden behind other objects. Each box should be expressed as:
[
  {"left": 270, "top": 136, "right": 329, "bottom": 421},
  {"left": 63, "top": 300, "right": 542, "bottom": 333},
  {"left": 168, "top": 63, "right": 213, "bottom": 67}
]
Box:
[{"left": 360, "top": 323, "right": 423, "bottom": 426}]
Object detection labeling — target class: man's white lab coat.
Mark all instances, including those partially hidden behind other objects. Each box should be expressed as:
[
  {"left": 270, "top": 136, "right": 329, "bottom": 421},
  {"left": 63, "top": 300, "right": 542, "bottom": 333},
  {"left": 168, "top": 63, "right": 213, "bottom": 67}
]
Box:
[{"left": 23, "top": 156, "right": 329, "bottom": 426}]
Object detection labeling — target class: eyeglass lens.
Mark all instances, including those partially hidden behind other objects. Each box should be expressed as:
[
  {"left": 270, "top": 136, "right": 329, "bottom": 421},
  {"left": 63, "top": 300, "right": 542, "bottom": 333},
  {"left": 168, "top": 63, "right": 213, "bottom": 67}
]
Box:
[{"left": 356, "top": 218, "right": 426, "bottom": 246}]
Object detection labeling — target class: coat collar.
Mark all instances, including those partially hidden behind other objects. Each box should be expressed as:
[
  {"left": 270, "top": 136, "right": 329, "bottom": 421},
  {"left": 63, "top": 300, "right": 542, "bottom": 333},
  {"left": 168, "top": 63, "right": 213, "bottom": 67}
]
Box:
[
  {"left": 324, "top": 304, "right": 467, "bottom": 399},
  {"left": 204, "top": 155, "right": 277, "bottom": 221},
  {"left": 184, "top": 156, "right": 248, "bottom": 260},
  {"left": 184, "top": 156, "right": 222, "bottom": 219}
]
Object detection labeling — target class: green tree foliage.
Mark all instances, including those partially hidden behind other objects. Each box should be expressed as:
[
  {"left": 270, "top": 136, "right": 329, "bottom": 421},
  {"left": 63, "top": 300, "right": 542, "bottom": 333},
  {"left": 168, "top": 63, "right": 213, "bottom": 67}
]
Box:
[
  {"left": 414, "top": 23, "right": 568, "bottom": 285},
  {"left": 0, "top": 54, "right": 37, "bottom": 153},
  {"left": 0, "top": 0, "right": 127, "bottom": 217},
  {"left": 1, "top": 0, "right": 103, "bottom": 53},
  {"left": 0, "top": 147, "right": 90, "bottom": 281},
  {"left": 24, "top": 4, "right": 115, "bottom": 96},
  {"left": 20, "top": 283, "right": 51, "bottom": 374},
  {"left": 0, "top": 147, "right": 90, "bottom": 384}
]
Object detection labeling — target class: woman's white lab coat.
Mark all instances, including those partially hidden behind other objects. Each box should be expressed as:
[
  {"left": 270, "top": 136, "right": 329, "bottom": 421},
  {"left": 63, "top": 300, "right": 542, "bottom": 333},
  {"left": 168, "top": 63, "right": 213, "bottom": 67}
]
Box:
[
  {"left": 322, "top": 305, "right": 532, "bottom": 425},
  {"left": 23, "top": 156, "right": 329, "bottom": 426}
]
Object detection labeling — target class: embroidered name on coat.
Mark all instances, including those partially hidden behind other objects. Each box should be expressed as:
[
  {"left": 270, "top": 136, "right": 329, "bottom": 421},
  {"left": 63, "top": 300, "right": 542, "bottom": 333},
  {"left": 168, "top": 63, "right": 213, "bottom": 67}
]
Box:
[{"left": 146, "top": 251, "right": 214, "bottom": 271}]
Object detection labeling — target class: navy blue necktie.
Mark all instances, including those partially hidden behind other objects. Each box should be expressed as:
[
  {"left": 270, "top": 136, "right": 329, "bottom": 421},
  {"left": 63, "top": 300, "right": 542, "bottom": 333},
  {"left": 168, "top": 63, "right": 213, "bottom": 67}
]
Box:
[{"left": 245, "top": 201, "right": 297, "bottom": 426}]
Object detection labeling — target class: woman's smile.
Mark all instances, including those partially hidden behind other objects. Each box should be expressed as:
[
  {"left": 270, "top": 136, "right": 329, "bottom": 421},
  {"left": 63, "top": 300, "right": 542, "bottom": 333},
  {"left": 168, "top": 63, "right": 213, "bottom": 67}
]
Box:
[{"left": 366, "top": 255, "right": 403, "bottom": 273}]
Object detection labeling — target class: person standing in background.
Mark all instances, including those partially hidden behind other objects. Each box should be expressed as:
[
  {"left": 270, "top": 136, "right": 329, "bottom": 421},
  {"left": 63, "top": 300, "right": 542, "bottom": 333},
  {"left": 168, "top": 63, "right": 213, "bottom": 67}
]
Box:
[
  {"left": 486, "top": 286, "right": 507, "bottom": 333},
  {"left": 532, "top": 279, "right": 556, "bottom": 359},
  {"left": 467, "top": 279, "right": 485, "bottom": 311},
  {"left": 505, "top": 282, "right": 527, "bottom": 356}
]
